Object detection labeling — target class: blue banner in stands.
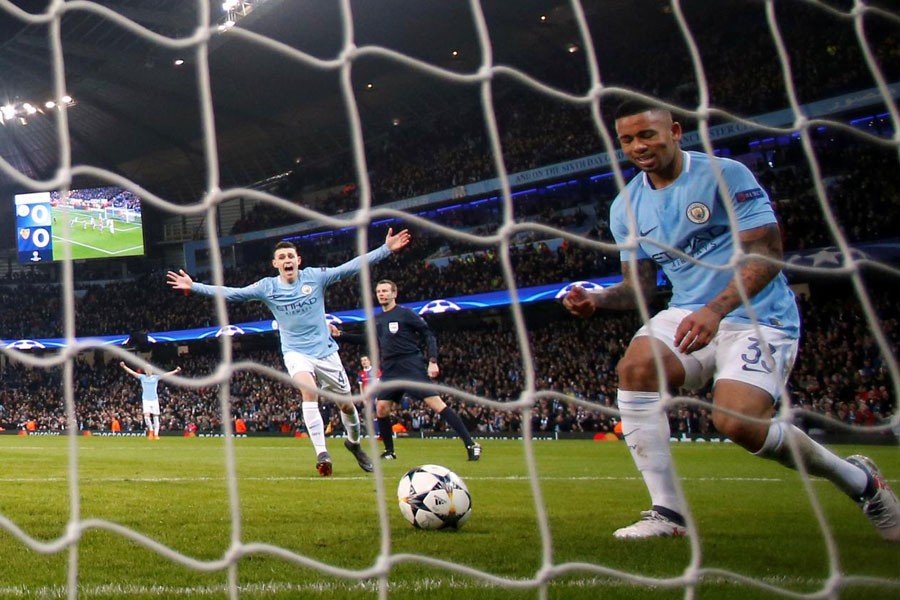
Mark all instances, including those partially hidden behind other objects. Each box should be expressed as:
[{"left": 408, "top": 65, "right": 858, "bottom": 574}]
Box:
[
  {"left": 5, "top": 239, "right": 898, "bottom": 350},
  {"left": 1, "top": 274, "right": 638, "bottom": 349}
]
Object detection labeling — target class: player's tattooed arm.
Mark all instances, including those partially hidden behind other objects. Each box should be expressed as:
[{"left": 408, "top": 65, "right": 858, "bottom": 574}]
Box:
[
  {"left": 563, "top": 258, "right": 657, "bottom": 317},
  {"left": 599, "top": 259, "right": 658, "bottom": 310},
  {"left": 704, "top": 223, "right": 784, "bottom": 317}
]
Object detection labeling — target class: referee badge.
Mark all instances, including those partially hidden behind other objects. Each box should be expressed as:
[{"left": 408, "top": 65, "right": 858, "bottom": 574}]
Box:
[
  {"left": 686, "top": 202, "right": 711, "bottom": 224},
  {"left": 389, "top": 322, "right": 399, "bottom": 334}
]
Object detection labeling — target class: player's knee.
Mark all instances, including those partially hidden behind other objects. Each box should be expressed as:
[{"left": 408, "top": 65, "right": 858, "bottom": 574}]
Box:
[
  {"left": 712, "top": 411, "right": 766, "bottom": 452},
  {"left": 616, "top": 354, "right": 657, "bottom": 389},
  {"left": 425, "top": 396, "right": 446, "bottom": 412}
]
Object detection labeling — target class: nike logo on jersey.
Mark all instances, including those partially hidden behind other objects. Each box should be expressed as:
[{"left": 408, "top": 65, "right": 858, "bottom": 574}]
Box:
[{"left": 639, "top": 226, "right": 658, "bottom": 236}]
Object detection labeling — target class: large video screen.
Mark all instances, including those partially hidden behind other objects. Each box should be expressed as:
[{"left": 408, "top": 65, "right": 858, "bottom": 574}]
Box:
[{"left": 15, "top": 186, "right": 145, "bottom": 264}]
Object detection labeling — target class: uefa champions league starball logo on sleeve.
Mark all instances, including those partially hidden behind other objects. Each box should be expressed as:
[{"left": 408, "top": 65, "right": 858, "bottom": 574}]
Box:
[
  {"left": 554, "top": 280, "right": 602, "bottom": 299},
  {"left": 418, "top": 299, "right": 461, "bottom": 315}
]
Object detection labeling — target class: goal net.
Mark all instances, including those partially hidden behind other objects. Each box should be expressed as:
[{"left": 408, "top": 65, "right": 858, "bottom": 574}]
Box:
[{"left": 0, "top": 0, "right": 898, "bottom": 598}]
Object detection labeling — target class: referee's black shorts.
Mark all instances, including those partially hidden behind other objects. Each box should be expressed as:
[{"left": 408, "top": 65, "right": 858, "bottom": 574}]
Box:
[{"left": 379, "top": 356, "right": 439, "bottom": 403}]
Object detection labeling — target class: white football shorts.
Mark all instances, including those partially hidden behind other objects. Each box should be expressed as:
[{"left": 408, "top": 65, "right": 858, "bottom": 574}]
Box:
[
  {"left": 283, "top": 351, "right": 351, "bottom": 395},
  {"left": 635, "top": 307, "right": 798, "bottom": 402},
  {"left": 141, "top": 399, "right": 161, "bottom": 415}
]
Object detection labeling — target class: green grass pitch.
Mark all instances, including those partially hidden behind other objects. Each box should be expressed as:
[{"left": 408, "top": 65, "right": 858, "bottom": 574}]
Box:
[
  {"left": 0, "top": 436, "right": 897, "bottom": 599},
  {"left": 51, "top": 207, "right": 144, "bottom": 260}
]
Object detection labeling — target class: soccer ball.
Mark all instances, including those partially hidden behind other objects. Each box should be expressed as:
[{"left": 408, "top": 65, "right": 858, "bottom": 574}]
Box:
[{"left": 397, "top": 464, "right": 472, "bottom": 530}]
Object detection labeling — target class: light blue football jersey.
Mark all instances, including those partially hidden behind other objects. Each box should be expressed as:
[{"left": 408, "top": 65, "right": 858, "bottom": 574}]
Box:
[
  {"left": 610, "top": 150, "right": 799, "bottom": 336},
  {"left": 138, "top": 374, "right": 161, "bottom": 401},
  {"left": 192, "top": 245, "right": 391, "bottom": 358}
]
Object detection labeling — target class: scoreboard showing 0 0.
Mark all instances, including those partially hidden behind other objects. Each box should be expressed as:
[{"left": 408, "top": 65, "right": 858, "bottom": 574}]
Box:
[
  {"left": 12, "top": 185, "right": 146, "bottom": 264},
  {"left": 15, "top": 192, "right": 53, "bottom": 263}
]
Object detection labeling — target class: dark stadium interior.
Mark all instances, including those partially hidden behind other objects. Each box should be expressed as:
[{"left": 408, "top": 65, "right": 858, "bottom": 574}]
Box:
[{"left": 0, "top": 0, "right": 898, "bottom": 439}]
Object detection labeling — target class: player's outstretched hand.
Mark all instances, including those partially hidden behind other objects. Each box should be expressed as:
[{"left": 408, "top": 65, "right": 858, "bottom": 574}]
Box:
[
  {"left": 166, "top": 269, "right": 194, "bottom": 293},
  {"left": 562, "top": 286, "right": 597, "bottom": 317},
  {"left": 385, "top": 228, "right": 411, "bottom": 252}
]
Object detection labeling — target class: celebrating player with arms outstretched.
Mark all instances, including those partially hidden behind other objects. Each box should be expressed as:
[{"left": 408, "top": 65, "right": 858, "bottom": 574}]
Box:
[
  {"left": 564, "top": 100, "right": 900, "bottom": 541},
  {"left": 167, "top": 228, "right": 411, "bottom": 476},
  {"left": 120, "top": 362, "right": 181, "bottom": 440}
]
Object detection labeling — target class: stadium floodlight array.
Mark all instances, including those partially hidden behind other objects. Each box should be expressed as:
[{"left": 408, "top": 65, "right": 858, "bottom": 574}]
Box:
[{"left": 0, "top": 1, "right": 898, "bottom": 599}]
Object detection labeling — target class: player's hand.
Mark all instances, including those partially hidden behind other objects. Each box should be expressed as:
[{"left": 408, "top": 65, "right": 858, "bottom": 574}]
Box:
[
  {"left": 385, "top": 228, "right": 411, "bottom": 252},
  {"left": 166, "top": 269, "right": 193, "bottom": 292},
  {"left": 328, "top": 323, "right": 341, "bottom": 337},
  {"left": 174, "top": 367, "right": 182, "bottom": 374},
  {"left": 674, "top": 307, "right": 722, "bottom": 353},
  {"left": 427, "top": 361, "right": 439, "bottom": 379},
  {"left": 119, "top": 361, "right": 125, "bottom": 368},
  {"left": 562, "top": 286, "right": 597, "bottom": 317}
]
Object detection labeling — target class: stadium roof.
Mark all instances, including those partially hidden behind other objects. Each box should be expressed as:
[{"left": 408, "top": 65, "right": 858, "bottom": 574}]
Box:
[{"left": 0, "top": 0, "right": 626, "bottom": 205}]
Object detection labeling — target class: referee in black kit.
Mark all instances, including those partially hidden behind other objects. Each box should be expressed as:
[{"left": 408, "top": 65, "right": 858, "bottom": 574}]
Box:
[{"left": 334, "top": 279, "right": 482, "bottom": 462}]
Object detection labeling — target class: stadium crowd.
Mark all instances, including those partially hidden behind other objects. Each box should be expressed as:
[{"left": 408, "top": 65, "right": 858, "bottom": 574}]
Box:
[
  {"left": 1, "top": 128, "right": 897, "bottom": 342},
  {"left": 232, "top": 1, "right": 899, "bottom": 234},
  {"left": 0, "top": 281, "right": 895, "bottom": 440}
]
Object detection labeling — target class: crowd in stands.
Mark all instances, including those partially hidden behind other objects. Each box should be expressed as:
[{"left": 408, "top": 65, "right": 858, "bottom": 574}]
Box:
[
  {"left": 3, "top": 127, "right": 898, "bottom": 342},
  {"left": 231, "top": 1, "right": 899, "bottom": 235},
  {"left": 0, "top": 283, "right": 895, "bottom": 440}
]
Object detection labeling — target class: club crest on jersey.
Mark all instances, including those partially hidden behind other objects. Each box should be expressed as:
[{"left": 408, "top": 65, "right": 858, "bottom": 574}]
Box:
[
  {"left": 389, "top": 322, "right": 399, "bottom": 334},
  {"left": 301, "top": 284, "right": 313, "bottom": 295},
  {"left": 686, "top": 202, "right": 710, "bottom": 224}
]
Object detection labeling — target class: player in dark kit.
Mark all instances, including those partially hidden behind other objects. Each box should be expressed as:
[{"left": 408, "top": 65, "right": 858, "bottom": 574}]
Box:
[{"left": 334, "top": 279, "right": 482, "bottom": 461}]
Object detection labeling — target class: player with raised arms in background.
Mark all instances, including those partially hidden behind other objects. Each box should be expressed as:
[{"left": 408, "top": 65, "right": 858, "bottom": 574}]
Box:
[
  {"left": 563, "top": 99, "right": 900, "bottom": 541},
  {"left": 166, "top": 228, "right": 411, "bottom": 476},
  {"left": 333, "top": 279, "right": 482, "bottom": 462},
  {"left": 120, "top": 361, "right": 181, "bottom": 440}
]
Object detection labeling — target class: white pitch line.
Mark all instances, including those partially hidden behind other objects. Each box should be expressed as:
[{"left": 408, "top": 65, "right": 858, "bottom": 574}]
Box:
[{"left": 50, "top": 235, "right": 143, "bottom": 256}]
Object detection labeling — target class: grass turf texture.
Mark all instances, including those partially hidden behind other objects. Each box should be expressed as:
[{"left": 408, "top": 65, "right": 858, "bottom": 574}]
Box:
[{"left": 0, "top": 436, "right": 897, "bottom": 599}]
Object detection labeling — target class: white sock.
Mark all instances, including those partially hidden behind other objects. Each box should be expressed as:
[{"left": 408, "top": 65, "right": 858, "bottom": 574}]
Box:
[
  {"left": 618, "top": 390, "right": 683, "bottom": 515},
  {"left": 755, "top": 421, "right": 868, "bottom": 497},
  {"left": 302, "top": 401, "right": 328, "bottom": 454},
  {"left": 144, "top": 415, "right": 153, "bottom": 432},
  {"left": 152, "top": 415, "right": 160, "bottom": 436},
  {"left": 339, "top": 404, "right": 361, "bottom": 444}
]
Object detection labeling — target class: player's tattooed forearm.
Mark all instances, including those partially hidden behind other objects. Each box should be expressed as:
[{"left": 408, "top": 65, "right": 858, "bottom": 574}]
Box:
[{"left": 600, "top": 260, "right": 658, "bottom": 310}]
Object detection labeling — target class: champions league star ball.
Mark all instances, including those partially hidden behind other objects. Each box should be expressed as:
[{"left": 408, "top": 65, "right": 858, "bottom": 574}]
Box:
[
  {"left": 397, "top": 464, "right": 472, "bottom": 530},
  {"left": 418, "top": 299, "right": 461, "bottom": 315}
]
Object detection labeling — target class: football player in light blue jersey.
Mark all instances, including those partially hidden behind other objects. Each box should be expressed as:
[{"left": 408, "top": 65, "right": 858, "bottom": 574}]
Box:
[
  {"left": 167, "top": 228, "right": 411, "bottom": 476},
  {"left": 120, "top": 361, "right": 181, "bottom": 440},
  {"left": 564, "top": 100, "right": 899, "bottom": 541}
]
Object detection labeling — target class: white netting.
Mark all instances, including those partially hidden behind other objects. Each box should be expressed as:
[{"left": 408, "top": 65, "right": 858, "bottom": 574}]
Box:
[{"left": 0, "top": 0, "right": 899, "bottom": 598}]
